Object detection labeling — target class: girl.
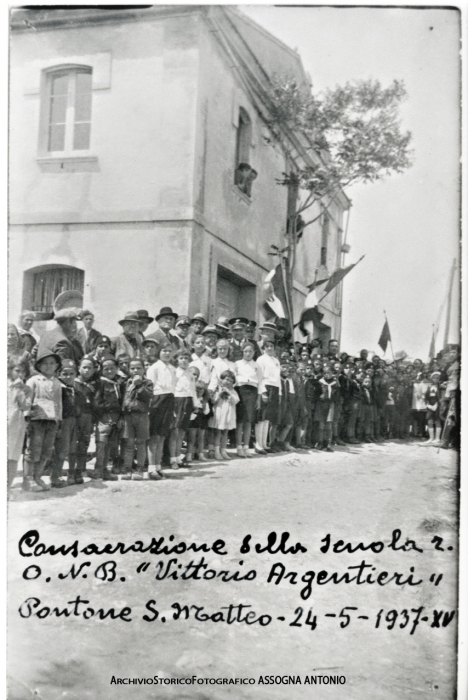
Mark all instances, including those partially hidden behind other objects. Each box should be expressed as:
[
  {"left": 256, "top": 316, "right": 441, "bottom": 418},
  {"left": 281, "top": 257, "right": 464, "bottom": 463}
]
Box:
[
  {"left": 207, "top": 338, "right": 236, "bottom": 457},
  {"left": 234, "top": 343, "right": 260, "bottom": 458},
  {"left": 208, "top": 370, "right": 239, "bottom": 460},
  {"left": 424, "top": 371, "right": 442, "bottom": 444},
  {"left": 121, "top": 358, "right": 153, "bottom": 480},
  {"left": 146, "top": 343, "right": 176, "bottom": 479},
  {"left": 7, "top": 358, "right": 32, "bottom": 489},
  {"left": 74, "top": 357, "right": 99, "bottom": 484},
  {"left": 255, "top": 340, "right": 281, "bottom": 453},
  {"left": 170, "top": 349, "right": 199, "bottom": 468}
]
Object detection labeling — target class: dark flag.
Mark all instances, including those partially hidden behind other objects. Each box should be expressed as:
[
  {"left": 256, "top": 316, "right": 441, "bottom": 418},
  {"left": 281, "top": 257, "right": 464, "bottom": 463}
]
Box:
[
  {"left": 378, "top": 320, "right": 391, "bottom": 353},
  {"left": 320, "top": 255, "right": 366, "bottom": 298}
]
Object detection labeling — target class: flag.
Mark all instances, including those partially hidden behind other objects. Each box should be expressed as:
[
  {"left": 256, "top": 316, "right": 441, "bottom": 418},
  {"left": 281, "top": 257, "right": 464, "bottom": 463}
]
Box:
[
  {"left": 378, "top": 320, "right": 391, "bottom": 353},
  {"left": 298, "top": 288, "right": 324, "bottom": 337},
  {"left": 307, "top": 276, "right": 329, "bottom": 292},
  {"left": 261, "top": 265, "right": 287, "bottom": 320},
  {"left": 429, "top": 329, "right": 435, "bottom": 360},
  {"left": 321, "top": 255, "right": 365, "bottom": 298}
]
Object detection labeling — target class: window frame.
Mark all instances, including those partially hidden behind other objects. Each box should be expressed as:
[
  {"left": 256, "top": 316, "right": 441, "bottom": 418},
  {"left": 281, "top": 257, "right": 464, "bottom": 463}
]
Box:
[{"left": 39, "top": 64, "right": 93, "bottom": 157}]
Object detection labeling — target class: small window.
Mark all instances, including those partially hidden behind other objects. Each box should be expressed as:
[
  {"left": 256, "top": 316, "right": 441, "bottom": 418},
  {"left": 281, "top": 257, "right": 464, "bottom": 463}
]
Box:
[
  {"left": 320, "top": 214, "right": 330, "bottom": 267},
  {"left": 45, "top": 67, "right": 92, "bottom": 153},
  {"left": 234, "top": 108, "right": 257, "bottom": 197},
  {"left": 27, "top": 266, "right": 84, "bottom": 320}
]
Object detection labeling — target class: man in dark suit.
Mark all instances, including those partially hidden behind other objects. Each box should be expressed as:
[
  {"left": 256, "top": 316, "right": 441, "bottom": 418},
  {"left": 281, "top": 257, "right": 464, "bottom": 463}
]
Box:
[
  {"left": 76, "top": 310, "right": 101, "bottom": 354},
  {"left": 36, "top": 308, "right": 84, "bottom": 365},
  {"left": 228, "top": 317, "right": 248, "bottom": 362},
  {"left": 146, "top": 306, "right": 179, "bottom": 356}
]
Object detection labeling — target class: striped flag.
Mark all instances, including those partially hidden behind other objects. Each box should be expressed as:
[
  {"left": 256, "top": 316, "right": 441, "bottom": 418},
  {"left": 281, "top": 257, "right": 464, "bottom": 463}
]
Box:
[
  {"left": 299, "top": 288, "right": 324, "bottom": 337},
  {"left": 261, "top": 265, "right": 287, "bottom": 320}
]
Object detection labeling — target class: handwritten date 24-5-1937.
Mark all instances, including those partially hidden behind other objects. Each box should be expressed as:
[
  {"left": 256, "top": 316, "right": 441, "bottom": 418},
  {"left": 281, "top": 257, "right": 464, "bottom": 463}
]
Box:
[{"left": 18, "top": 597, "right": 456, "bottom": 634}]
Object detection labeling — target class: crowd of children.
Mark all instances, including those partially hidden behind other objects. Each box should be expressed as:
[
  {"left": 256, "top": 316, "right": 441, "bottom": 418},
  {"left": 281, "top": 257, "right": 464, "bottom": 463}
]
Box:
[{"left": 7, "top": 308, "right": 460, "bottom": 492}]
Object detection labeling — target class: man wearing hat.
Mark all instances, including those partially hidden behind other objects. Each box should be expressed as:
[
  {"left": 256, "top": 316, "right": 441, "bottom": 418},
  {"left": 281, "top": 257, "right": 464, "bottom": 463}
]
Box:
[
  {"left": 36, "top": 308, "right": 84, "bottom": 366},
  {"left": 187, "top": 313, "right": 207, "bottom": 348},
  {"left": 146, "top": 306, "right": 179, "bottom": 355},
  {"left": 18, "top": 311, "right": 38, "bottom": 353},
  {"left": 245, "top": 320, "right": 262, "bottom": 360},
  {"left": 171, "top": 315, "right": 192, "bottom": 353},
  {"left": 227, "top": 317, "right": 248, "bottom": 362},
  {"left": 136, "top": 310, "right": 154, "bottom": 340},
  {"left": 114, "top": 312, "right": 144, "bottom": 359},
  {"left": 215, "top": 316, "right": 230, "bottom": 339},
  {"left": 76, "top": 310, "right": 101, "bottom": 354},
  {"left": 201, "top": 325, "right": 221, "bottom": 359}
]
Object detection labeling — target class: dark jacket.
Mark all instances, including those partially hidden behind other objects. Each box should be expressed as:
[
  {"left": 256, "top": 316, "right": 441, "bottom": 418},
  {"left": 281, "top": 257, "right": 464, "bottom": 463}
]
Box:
[
  {"left": 60, "top": 381, "right": 76, "bottom": 419},
  {"left": 122, "top": 377, "right": 153, "bottom": 413},
  {"left": 37, "top": 326, "right": 84, "bottom": 365},
  {"left": 74, "top": 376, "right": 98, "bottom": 417},
  {"left": 76, "top": 327, "right": 101, "bottom": 354},
  {"left": 94, "top": 377, "right": 122, "bottom": 418}
]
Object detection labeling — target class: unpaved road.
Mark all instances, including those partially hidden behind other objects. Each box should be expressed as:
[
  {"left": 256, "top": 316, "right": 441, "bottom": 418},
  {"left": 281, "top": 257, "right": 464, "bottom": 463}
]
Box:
[{"left": 8, "top": 441, "right": 459, "bottom": 700}]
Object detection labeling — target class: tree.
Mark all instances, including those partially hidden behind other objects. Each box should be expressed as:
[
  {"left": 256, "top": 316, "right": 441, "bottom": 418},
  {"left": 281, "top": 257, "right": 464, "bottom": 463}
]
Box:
[{"left": 264, "top": 77, "right": 413, "bottom": 336}]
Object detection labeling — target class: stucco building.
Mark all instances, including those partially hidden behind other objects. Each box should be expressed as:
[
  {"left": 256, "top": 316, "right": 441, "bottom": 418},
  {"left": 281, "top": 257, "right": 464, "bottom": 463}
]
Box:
[{"left": 9, "top": 6, "right": 350, "bottom": 343}]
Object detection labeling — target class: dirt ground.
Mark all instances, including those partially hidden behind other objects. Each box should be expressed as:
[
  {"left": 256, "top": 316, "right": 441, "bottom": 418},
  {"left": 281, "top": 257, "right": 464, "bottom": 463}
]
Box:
[{"left": 8, "top": 441, "right": 459, "bottom": 700}]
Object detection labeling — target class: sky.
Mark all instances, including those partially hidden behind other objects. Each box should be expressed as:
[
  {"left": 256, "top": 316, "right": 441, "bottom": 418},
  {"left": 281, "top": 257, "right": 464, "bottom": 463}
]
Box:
[{"left": 241, "top": 5, "right": 461, "bottom": 359}]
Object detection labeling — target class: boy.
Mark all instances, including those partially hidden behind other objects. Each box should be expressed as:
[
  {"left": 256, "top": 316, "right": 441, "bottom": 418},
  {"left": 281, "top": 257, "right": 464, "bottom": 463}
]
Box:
[
  {"left": 24, "top": 351, "right": 63, "bottom": 491},
  {"left": 121, "top": 359, "right": 153, "bottom": 480},
  {"left": 91, "top": 358, "right": 122, "bottom": 481},
  {"left": 51, "top": 359, "right": 78, "bottom": 487}
]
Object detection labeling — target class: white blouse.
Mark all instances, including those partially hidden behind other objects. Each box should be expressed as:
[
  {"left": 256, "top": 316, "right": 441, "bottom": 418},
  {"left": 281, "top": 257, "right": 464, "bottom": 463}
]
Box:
[
  {"left": 235, "top": 359, "right": 261, "bottom": 388},
  {"left": 190, "top": 353, "right": 213, "bottom": 385},
  {"left": 146, "top": 360, "right": 177, "bottom": 396},
  {"left": 209, "top": 357, "right": 236, "bottom": 392},
  {"left": 175, "top": 368, "right": 200, "bottom": 406},
  {"left": 257, "top": 354, "right": 281, "bottom": 394}
]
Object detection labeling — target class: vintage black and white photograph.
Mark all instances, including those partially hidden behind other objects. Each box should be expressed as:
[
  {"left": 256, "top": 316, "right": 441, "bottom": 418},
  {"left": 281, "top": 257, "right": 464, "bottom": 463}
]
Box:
[{"left": 7, "top": 3, "right": 463, "bottom": 699}]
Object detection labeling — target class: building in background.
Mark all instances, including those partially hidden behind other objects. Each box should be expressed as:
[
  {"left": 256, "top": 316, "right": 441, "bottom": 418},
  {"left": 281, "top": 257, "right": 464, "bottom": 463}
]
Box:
[{"left": 9, "top": 6, "right": 350, "bottom": 344}]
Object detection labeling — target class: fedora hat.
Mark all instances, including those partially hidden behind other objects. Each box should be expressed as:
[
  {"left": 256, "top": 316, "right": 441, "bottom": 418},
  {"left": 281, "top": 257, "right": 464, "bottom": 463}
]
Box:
[
  {"left": 201, "top": 324, "right": 221, "bottom": 338},
  {"left": 259, "top": 321, "right": 278, "bottom": 333},
  {"left": 136, "top": 309, "right": 154, "bottom": 323},
  {"left": 215, "top": 316, "right": 230, "bottom": 331},
  {"left": 53, "top": 290, "right": 83, "bottom": 315},
  {"left": 118, "top": 312, "right": 140, "bottom": 326},
  {"left": 155, "top": 307, "right": 178, "bottom": 322},
  {"left": 191, "top": 313, "right": 207, "bottom": 326}
]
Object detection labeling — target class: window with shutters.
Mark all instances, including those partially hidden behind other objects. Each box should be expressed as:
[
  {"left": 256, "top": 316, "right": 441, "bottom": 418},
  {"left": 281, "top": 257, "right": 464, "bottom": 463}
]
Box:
[
  {"left": 42, "top": 67, "right": 92, "bottom": 154},
  {"left": 23, "top": 265, "right": 85, "bottom": 320}
]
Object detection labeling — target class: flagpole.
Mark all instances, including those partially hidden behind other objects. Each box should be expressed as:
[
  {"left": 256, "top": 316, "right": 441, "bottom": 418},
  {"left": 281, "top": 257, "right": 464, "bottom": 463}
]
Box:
[
  {"left": 383, "top": 310, "right": 395, "bottom": 362},
  {"left": 442, "top": 258, "right": 456, "bottom": 349}
]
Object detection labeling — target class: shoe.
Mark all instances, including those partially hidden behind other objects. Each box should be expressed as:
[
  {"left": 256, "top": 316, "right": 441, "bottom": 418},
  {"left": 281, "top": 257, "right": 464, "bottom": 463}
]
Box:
[
  {"left": 22, "top": 476, "right": 42, "bottom": 492},
  {"left": 149, "top": 470, "right": 163, "bottom": 480},
  {"left": 335, "top": 438, "right": 346, "bottom": 446},
  {"left": 34, "top": 478, "right": 50, "bottom": 491},
  {"left": 88, "top": 469, "right": 102, "bottom": 480},
  {"left": 132, "top": 470, "right": 144, "bottom": 481},
  {"left": 325, "top": 445, "right": 334, "bottom": 452},
  {"left": 221, "top": 449, "right": 231, "bottom": 460},
  {"left": 121, "top": 472, "right": 132, "bottom": 480},
  {"left": 242, "top": 446, "right": 252, "bottom": 458},
  {"left": 170, "top": 460, "right": 179, "bottom": 470},
  {"left": 198, "top": 453, "right": 209, "bottom": 462},
  {"left": 67, "top": 475, "right": 76, "bottom": 486},
  {"left": 74, "top": 471, "right": 84, "bottom": 485},
  {"left": 255, "top": 445, "right": 267, "bottom": 454},
  {"left": 103, "top": 469, "right": 118, "bottom": 481},
  {"left": 51, "top": 479, "right": 68, "bottom": 488},
  {"left": 284, "top": 443, "right": 295, "bottom": 452},
  {"left": 236, "top": 446, "right": 246, "bottom": 458}
]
